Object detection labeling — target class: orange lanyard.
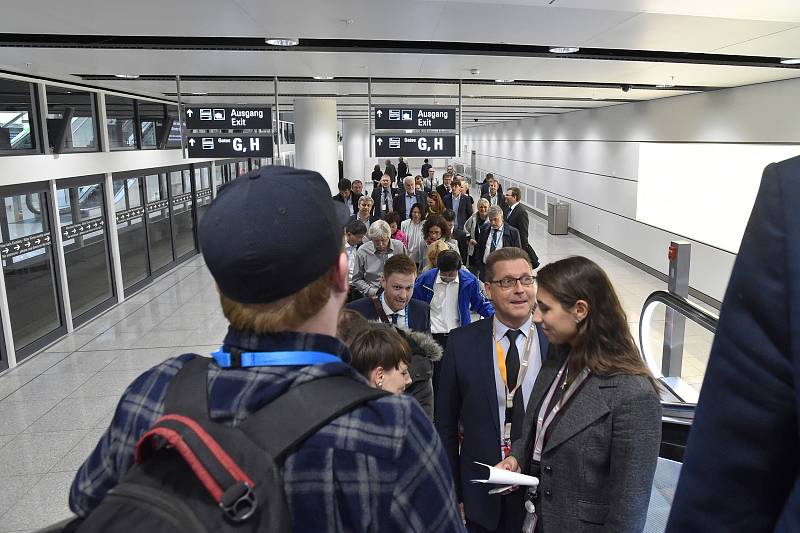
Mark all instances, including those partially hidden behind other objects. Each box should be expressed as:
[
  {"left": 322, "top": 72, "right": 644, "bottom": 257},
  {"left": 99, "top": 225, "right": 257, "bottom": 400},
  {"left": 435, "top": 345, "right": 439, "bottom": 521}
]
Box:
[{"left": 494, "top": 318, "right": 534, "bottom": 398}]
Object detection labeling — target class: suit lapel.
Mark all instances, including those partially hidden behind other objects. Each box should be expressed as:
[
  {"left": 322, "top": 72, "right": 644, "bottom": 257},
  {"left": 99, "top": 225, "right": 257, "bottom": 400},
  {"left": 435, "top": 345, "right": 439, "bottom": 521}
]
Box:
[
  {"left": 543, "top": 375, "right": 612, "bottom": 453},
  {"left": 477, "top": 318, "right": 502, "bottom": 436}
]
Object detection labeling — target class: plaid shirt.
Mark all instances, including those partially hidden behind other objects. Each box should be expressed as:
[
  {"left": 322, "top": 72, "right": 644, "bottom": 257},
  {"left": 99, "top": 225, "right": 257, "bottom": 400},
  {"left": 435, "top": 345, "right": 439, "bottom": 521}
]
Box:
[{"left": 70, "top": 328, "right": 465, "bottom": 532}]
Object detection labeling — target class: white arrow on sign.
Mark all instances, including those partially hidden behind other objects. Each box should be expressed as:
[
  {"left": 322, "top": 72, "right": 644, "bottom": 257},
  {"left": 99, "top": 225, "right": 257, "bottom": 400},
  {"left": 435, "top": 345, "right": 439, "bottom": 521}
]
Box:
[
  {"left": 376, "top": 138, "right": 383, "bottom": 145},
  {"left": 376, "top": 110, "right": 383, "bottom": 117},
  {"left": 188, "top": 138, "right": 196, "bottom": 147},
  {"left": 186, "top": 109, "right": 193, "bottom": 117},
  {"left": 34, "top": 239, "right": 41, "bottom": 245},
  {"left": 1, "top": 248, "right": 7, "bottom": 255},
  {"left": 13, "top": 244, "right": 20, "bottom": 251}
]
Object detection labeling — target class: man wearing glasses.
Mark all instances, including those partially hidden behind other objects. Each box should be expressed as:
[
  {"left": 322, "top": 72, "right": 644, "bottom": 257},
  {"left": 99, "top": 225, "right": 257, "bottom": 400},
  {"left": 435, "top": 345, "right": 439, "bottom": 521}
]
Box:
[
  {"left": 476, "top": 206, "right": 522, "bottom": 281},
  {"left": 435, "top": 247, "right": 549, "bottom": 533}
]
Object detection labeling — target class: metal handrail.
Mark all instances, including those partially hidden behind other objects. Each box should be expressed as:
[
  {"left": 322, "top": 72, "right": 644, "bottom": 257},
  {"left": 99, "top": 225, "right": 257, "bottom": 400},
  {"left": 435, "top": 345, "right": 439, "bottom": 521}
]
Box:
[{"left": 639, "top": 290, "right": 719, "bottom": 404}]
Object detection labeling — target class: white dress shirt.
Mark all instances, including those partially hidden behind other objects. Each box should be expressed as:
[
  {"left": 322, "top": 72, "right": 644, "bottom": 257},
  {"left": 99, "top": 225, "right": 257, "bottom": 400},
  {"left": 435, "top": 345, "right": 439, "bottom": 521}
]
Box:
[
  {"left": 483, "top": 225, "right": 505, "bottom": 264},
  {"left": 346, "top": 244, "right": 358, "bottom": 281},
  {"left": 491, "top": 316, "right": 543, "bottom": 451},
  {"left": 381, "top": 294, "right": 408, "bottom": 330},
  {"left": 430, "top": 271, "right": 460, "bottom": 334}
]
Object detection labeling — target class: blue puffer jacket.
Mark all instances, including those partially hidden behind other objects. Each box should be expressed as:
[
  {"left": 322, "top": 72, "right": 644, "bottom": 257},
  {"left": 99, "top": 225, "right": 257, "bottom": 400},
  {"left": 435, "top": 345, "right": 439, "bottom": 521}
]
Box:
[{"left": 412, "top": 268, "right": 494, "bottom": 327}]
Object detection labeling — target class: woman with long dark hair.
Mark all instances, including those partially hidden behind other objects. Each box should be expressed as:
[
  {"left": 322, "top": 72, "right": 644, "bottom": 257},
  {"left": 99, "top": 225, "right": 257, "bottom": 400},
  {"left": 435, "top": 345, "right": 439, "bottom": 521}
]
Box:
[
  {"left": 497, "top": 256, "right": 661, "bottom": 533},
  {"left": 426, "top": 191, "right": 445, "bottom": 216}
]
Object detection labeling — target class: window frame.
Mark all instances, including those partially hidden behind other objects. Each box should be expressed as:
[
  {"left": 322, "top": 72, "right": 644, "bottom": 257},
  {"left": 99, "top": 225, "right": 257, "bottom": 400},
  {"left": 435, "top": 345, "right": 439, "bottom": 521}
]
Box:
[{"left": 0, "top": 79, "right": 41, "bottom": 157}]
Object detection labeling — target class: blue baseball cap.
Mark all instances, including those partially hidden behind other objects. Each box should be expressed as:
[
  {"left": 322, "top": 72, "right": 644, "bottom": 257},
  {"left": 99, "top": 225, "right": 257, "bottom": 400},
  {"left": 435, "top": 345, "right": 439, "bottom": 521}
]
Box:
[{"left": 199, "top": 166, "right": 346, "bottom": 304}]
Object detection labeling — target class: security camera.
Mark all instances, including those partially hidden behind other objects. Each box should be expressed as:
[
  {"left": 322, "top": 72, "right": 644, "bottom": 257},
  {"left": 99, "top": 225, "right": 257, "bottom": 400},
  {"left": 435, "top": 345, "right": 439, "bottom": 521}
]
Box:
[
  {"left": 474, "top": 118, "right": 479, "bottom": 122},
  {"left": 621, "top": 84, "right": 631, "bottom": 92}
]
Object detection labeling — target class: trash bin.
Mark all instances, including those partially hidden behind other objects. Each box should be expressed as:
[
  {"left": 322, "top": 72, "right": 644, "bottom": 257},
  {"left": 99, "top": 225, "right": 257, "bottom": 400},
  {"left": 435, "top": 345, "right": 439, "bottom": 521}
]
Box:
[{"left": 547, "top": 202, "right": 569, "bottom": 235}]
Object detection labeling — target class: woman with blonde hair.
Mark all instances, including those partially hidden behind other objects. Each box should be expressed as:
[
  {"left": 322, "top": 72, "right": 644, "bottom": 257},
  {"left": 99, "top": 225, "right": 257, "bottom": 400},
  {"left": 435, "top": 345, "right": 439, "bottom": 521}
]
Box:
[{"left": 426, "top": 191, "right": 445, "bottom": 216}]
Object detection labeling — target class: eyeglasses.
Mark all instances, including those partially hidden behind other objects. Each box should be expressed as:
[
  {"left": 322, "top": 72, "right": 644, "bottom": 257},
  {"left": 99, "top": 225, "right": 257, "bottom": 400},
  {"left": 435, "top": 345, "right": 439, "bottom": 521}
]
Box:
[{"left": 487, "top": 275, "right": 536, "bottom": 289}]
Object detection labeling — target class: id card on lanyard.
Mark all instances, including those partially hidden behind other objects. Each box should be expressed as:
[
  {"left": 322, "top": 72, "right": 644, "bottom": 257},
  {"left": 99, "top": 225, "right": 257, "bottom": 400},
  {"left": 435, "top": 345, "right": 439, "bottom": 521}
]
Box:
[
  {"left": 495, "top": 320, "right": 534, "bottom": 458},
  {"left": 522, "top": 362, "right": 591, "bottom": 532}
]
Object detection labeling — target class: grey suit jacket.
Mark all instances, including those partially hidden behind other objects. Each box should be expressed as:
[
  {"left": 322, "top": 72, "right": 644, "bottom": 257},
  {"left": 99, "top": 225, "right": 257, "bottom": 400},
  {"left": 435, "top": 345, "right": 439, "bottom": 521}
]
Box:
[{"left": 510, "top": 348, "right": 661, "bottom": 533}]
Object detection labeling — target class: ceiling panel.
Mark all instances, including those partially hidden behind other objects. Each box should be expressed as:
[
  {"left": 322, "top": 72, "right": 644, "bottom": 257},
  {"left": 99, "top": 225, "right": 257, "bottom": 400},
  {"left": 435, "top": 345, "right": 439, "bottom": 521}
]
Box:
[
  {"left": 713, "top": 26, "right": 800, "bottom": 57},
  {"left": 585, "top": 13, "right": 796, "bottom": 53},
  {"left": 552, "top": 0, "right": 800, "bottom": 23}
]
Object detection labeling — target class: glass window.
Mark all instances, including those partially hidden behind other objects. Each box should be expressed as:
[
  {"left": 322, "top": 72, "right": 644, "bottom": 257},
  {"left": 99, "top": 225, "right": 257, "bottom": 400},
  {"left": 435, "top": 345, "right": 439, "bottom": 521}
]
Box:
[
  {"left": 1, "top": 190, "right": 62, "bottom": 351},
  {"left": 106, "top": 95, "right": 137, "bottom": 150},
  {"left": 114, "top": 177, "right": 149, "bottom": 289},
  {"left": 0, "top": 78, "right": 37, "bottom": 154},
  {"left": 46, "top": 86, "right": 97, "bottom": 151},
  {"left": 145, "top": 173, "right": 174, "bottom": 271},
  {"left": 165, "top": 105, "right": 181, "bottom": 149},
  {"left": 57, "top": 182, "right": 114, "bottom": 318},
  {"left": 138, "top": 101, "right": 165, "bottom": 150},
  {"left": 170, "top": 170, "right": 196, "bottom": 258},
  {"left": 195, "top": 166, "right": 212, "bottom": 223}
]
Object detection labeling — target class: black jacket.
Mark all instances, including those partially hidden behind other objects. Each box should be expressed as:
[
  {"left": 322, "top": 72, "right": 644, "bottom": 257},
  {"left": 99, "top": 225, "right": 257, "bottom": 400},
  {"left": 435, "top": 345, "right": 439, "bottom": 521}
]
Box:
[
  {"left": 332, "top": 191, "right": 362, "bottom": 215},
  {"left": 393, "top": 191, "right": 427, "bottom": 221},
  {"left": 506, "top": 203, "right": 539, "bottom": 268},
  {"left": 395, "top": 328, "right": 442, "bottom": 421}
]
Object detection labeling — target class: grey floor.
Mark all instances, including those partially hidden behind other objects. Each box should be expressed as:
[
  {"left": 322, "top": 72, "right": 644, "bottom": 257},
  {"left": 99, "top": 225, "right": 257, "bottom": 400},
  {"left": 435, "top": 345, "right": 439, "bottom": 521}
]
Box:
[{"left": 0, "top": 214, "right": 692, "bottom": 532}]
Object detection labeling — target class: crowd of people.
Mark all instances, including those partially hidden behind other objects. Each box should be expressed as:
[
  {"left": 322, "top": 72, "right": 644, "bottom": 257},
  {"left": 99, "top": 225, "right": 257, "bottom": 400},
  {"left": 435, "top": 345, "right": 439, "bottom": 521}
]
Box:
[{"left": 61, "top": 163, "right": 669, "bottom": 533}]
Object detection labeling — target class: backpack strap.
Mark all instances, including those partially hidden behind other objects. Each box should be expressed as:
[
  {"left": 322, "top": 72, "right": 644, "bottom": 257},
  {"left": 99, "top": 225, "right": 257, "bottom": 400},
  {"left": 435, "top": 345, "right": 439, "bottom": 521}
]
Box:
[
  {"left": 163, "top": 355, "right": 212, "bottom": 420},
  {"left": 241, "top": 376, "right": 389, "bottom": 463},
  {"left": 371, "top": 297, "right": 390, "bottom": 323}
]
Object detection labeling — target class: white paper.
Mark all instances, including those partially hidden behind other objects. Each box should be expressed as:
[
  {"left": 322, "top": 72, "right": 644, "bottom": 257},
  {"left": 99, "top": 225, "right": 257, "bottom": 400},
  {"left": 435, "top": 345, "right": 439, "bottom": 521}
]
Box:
[{"left": 470, "top": 462, "right": 540, "bottom": 488}]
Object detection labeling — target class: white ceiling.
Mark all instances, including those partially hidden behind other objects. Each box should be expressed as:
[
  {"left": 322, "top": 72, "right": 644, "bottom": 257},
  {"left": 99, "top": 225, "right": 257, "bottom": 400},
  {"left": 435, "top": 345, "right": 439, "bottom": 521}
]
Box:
[{"left": 0, "top": 0, "right": 799, "bottom": 123}]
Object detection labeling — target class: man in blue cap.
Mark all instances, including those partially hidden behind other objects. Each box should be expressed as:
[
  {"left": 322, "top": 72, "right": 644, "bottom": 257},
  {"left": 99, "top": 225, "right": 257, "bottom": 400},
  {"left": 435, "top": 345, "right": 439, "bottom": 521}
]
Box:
[{"left": 68, "top": 166, "right": 464, "bottom": 532}]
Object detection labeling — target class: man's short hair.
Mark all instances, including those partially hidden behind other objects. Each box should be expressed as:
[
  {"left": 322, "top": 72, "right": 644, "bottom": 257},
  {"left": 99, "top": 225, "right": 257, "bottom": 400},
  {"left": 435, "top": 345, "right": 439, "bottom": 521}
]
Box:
[
  {"left": 508, "top": 187, "right": 521, "bottom": 201},
  {"left": 441, "top": 209, "right": 456, "bottom": 223},
  {"left": 352, "top": 179, "right": 363, "bottom": 186},
  {"left": 346, "top": 219, "right": 367, "bottom": 236},
  {"left": 337, "top": 308, "right": 370, "bottom": 347},
  {"left": 485, "top": 247, "right": 532, "bottom": 282},
  {"left": 437, "top": 250, "right": 461, "bottom": 272},
  {"left": 359, "top": 196, "right": 374, "bottom": 205},
  {"left": 368, "top": 219, "right": 391, "bottom": 239},
  {"left": 383, "top": 254, "right": 417, "bottom": 279},
  {"left": 443, "top": 172, "right": 453, "bottom": 180},
  {"left": 403, "top": 175, "right": 415, "bottom": 186},
  {"left": 486, "top": 173, "right": 494, "bottom": 181},
  {"left": 488, "top": 205, "right": 504, "bottom": 219},
  {"left": 338, "top": 178, "right": 351, "bottom": 192}
]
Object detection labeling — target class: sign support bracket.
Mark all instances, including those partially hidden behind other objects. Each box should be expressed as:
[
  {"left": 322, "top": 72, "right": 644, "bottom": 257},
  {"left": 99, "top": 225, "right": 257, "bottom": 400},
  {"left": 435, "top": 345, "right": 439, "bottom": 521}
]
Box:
[
  {"left": 176, "top": 75, "right": 186, "bottom": 159},
  {"left": 274, "top": 76, "right": 281, "bottom": 163}
]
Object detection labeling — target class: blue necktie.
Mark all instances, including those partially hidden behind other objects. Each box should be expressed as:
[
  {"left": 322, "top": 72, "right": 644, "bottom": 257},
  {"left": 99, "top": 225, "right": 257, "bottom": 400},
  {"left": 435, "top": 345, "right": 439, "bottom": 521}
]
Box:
[{"left": 490, "top": 229, "right": 499, "bottom": 252}]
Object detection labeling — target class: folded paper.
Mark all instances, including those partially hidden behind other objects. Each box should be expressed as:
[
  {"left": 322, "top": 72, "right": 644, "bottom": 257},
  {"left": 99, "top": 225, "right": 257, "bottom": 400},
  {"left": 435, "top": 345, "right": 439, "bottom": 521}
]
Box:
[{"left": 471, "top": 462, "right": 540, "bottom": 487}]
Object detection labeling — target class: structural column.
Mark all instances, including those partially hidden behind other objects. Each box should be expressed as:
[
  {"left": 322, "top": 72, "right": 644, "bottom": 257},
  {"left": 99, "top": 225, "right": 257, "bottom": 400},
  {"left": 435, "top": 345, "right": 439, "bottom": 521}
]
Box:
[
  {"left": 293, "top": 98, "right": 339, "bottom": 193},
  {"left": 341, "top": 119, "right": 370, "bottom": 185}
]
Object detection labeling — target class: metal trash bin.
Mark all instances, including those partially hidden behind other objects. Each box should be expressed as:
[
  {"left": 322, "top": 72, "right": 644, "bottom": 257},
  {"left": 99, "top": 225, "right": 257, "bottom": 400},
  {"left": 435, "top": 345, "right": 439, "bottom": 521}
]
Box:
[{"left": 547, "top": 201, "right": 569, "bottom": 235}]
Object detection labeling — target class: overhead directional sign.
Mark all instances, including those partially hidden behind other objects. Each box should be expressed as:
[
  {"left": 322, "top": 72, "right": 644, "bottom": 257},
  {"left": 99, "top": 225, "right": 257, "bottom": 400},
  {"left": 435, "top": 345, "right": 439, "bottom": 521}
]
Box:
[
  {"left": 184, "top": 106, "right": 272, "bottom": 130},
  {"left": 374, "top": 135, "right": 456, "bottom": 157},
  {"left": 186, "top": 135, "right": 274, "bottom": 158},
  {"left": 374, "top": 107, "right": 456, "bottom": 130}
]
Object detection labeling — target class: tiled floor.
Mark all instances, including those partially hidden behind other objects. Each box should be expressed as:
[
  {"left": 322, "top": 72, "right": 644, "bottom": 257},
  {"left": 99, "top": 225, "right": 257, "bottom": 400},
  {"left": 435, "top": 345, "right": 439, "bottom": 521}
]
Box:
[{"left": 0, "top": 214, "right": 713, "bottom": 532}]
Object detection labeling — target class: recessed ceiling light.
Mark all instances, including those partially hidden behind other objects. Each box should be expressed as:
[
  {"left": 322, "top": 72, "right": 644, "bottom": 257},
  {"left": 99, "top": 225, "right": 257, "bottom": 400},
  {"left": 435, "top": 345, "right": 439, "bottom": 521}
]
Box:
[
  {"left": 114, "top": 74, "right": 139, "bottom": 79},
  {"left": 266, "top": 38, "right": 299, "bottom": 46},
  {"left": 313, "top": 76, "right": 334, "bottom": 80},
  {"left": 191, "top": 92, "right": 208, "bottom": 96},
  {"left": 780, "top": 58, "right": 800, "bottom": 65},
  {"left": 549, "top": 46, "right": 580, "bottom": 54},
  {"left": 495, "top": 79, "right": 515, "bottom": 83},
  {"left": 655, "top": 83, "right": 675, "bottom": 88}
]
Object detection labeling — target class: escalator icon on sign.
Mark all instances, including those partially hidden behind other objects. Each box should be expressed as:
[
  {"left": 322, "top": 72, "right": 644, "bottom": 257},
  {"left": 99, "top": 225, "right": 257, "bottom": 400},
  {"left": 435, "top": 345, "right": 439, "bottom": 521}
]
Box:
[
  {"left": 202, "top": 138, "right": 214, "bottom": 150},
  {"left": 388, "top": 137, "right": 400, "bottom": 149}
]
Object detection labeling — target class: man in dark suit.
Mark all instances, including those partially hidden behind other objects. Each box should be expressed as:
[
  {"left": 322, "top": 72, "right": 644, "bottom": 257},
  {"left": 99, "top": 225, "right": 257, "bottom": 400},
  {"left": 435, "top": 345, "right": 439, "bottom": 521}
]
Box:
[
  {"left": 481, "top": 177, "right": 506, "bottom": 212},
  {"left": 480, "top": 173, "right": 503, "bottom": 197},
  {"left": 393, "top": 175, "right": 427, "bottom": 222},
  {"left": 384, "top": 159, "right": 397, "bottom": 184},
  {"left": 397, "top": 157, "right": 408, "bottom": 184},
  {"left": 443, "top": 178, "right": 474, "bottom": 231},
  {"left": 441, "top": 209, "right": 470, "bottom": 265},
  {"left": 504, "top": 187, "right": 539, "bottom": 269},
  {"left": 666, "top": 155, "right": 800, "bottom": 533},
  {"left": 421, "top": 158, "right": 432, "bottom": 179},
  {"left": 476, "top": 206, "right": 522, "bottom": 281},
  {"left": 436, "top": 247, "right": 548, "bottom": 533},
  {"left": 371, "top": 174, "right": 396, "bottom": 220},
  {"left": 332, "top": 178, "right": 361, "bottom": 216},
  {"left": 436, "top": 172, "right": 454, "bottom": 200}
]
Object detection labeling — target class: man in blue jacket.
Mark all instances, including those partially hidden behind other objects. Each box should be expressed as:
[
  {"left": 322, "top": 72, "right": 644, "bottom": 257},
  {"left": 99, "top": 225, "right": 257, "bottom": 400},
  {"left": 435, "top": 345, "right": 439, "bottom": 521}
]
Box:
[{"left": 413, "top": 250, "right": 494, "bottom": 389}]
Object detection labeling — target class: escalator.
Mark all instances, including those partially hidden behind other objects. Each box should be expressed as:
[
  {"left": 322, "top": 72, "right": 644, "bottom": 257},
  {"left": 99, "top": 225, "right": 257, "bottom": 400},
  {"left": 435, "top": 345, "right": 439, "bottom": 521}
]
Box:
[{"left": 639, "top": 290, "right": 719, "bottom": 531}]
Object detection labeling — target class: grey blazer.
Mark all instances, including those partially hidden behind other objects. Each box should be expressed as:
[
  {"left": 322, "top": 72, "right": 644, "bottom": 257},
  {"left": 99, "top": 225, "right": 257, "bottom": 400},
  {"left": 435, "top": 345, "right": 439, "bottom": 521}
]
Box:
[{"left": 510, "top": 348, "right": 661, "bottom": 533}]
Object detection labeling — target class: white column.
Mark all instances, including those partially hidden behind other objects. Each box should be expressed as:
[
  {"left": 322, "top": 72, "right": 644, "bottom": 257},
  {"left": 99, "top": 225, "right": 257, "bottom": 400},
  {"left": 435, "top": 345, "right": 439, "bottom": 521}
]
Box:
[
  {"left": 341, "top": 119, "right": 370, "bottom": 185},
  {"left": 294, "top": 98, "right": 339, "bottom": 193}
]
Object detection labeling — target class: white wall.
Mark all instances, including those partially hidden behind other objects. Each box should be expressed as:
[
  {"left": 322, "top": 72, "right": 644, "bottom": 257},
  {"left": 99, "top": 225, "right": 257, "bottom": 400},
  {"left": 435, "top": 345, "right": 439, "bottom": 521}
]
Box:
[{"left": 457, "top": 76, "right": 800, "bottom": 302}]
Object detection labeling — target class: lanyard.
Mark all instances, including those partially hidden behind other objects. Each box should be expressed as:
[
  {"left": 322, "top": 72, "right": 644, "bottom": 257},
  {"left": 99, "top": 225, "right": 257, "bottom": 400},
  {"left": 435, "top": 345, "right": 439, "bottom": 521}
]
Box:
[
  {"left": 494, "top": 318, "right": 535, "bottom": 403},
  {"left": 212, "top": 349, "right": 341, "bottom": 368},
  {"left": 532, "top": 363, "right": 591, "bottom": 462}
]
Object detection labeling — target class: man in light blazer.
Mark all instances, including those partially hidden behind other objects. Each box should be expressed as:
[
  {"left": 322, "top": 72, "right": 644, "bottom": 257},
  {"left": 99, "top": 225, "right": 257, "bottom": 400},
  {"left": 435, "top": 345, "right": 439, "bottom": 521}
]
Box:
[
  {"left": 436, "top": 248, "right": 548, "bottom": 533},
  {"left": 666, "top": 155, "right": 800, "bottom": 533}
]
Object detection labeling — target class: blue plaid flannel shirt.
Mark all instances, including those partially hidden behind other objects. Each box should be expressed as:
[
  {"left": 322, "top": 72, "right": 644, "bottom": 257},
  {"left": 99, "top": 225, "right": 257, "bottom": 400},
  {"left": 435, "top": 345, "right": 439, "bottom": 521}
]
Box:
[{"left": 70, "top": 328, "right": 465, "bottom": 532}]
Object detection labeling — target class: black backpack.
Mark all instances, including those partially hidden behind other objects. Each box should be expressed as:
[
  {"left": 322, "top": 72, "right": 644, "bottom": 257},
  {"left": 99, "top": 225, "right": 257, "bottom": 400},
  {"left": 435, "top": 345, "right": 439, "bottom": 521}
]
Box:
[{"left": 74, "top": 356, "right": 388, "bottom": 533}]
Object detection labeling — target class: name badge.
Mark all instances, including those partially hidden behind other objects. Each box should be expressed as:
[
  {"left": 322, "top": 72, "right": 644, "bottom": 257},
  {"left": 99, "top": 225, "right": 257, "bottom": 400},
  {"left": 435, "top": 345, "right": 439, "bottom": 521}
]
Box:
[{"left": 506, "top": 393, "right": 514, "bottom": 409}]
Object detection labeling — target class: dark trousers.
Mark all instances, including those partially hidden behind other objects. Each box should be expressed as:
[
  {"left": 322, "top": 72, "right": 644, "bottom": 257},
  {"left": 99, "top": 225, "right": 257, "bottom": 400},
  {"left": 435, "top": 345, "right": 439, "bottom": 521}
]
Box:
[
  {"left": 465, "top": 490, "right": 526, "bottom": 533},
  {"left": 431, "top": 333, "right": 449, "bottom": 392}
]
